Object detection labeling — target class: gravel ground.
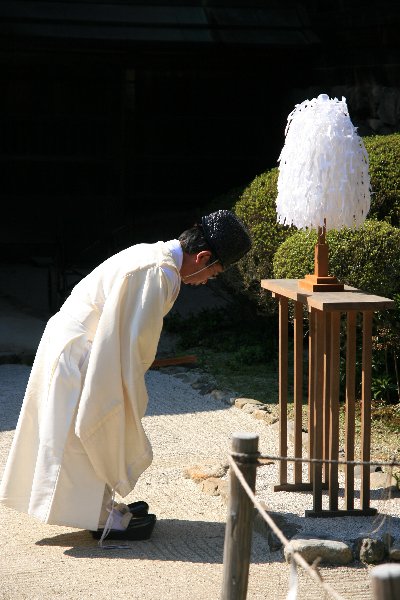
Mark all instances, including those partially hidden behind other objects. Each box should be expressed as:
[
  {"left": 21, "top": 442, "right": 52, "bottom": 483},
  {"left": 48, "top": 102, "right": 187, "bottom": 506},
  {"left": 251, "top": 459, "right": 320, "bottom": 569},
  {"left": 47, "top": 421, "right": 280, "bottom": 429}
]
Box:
[{"left": 0, "top": 363, "right": 393, "bottom": 599}]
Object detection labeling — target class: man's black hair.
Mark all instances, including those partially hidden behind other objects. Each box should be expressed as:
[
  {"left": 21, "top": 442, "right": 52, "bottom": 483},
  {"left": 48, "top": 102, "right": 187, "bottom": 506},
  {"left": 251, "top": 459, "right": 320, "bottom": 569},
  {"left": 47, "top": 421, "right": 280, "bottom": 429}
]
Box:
[{"left": 178, "top": 224, "right": 217, "bottom": 263}]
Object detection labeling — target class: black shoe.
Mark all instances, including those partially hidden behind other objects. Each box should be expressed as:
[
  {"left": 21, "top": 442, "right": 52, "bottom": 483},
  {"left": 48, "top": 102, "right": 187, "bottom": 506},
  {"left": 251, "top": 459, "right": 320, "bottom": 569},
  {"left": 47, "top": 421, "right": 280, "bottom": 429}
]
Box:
[
  {"left": 127, "top": 500, "right": 149, "bottom": 517},
  {"left": 92, "top": 513, "right": 156, "bottom": 541}
]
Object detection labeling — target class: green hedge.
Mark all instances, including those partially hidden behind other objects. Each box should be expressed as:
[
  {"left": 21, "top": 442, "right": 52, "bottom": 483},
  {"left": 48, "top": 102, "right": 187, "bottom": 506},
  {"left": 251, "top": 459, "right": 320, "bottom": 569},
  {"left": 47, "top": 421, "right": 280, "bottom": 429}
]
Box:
[
  {"left": 232, "top": 169, "right": 294, "bottom": 308},
  {"left": 364, "top": 133, "right": 400, "bottom": 226},
  {"left": 273, "top": 220, "right": 400, "bottom": 298}
]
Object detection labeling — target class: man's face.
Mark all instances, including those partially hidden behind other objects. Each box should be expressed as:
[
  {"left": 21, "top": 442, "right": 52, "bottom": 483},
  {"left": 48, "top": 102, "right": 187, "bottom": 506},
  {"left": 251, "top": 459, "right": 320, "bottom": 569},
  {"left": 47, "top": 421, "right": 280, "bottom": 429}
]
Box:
[{"left": 181, "top": 253, "right": 224, "bottom": 286}]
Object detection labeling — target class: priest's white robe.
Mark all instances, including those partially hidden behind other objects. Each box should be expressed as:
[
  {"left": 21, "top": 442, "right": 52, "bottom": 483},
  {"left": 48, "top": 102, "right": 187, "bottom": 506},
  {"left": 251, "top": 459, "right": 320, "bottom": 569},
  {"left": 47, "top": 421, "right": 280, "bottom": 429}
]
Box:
[{"left": 0, "top": 242, "right": 181, "bottom": 530}]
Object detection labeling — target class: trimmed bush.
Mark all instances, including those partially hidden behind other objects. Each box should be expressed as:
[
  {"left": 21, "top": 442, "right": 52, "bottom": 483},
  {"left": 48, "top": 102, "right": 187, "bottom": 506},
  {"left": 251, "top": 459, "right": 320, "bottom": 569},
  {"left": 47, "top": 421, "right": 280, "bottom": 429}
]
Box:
[
  {"left": 363, "top": 133, "right": 400, "bottom": 227},
  {"left": 232, "top": 169, "right": 294, "bottom": 309},
  {"left": 273, "top": 220, "right": 400, "bottom": 298},
  {"left": 364, "top": 133, "right": 400, "bottom": 226}
]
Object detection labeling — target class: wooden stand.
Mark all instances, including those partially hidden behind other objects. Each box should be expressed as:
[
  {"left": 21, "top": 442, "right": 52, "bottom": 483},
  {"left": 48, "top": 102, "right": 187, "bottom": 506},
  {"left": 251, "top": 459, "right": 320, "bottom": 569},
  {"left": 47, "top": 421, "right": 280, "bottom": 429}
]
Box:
[
  {"left": 298, "top": 222, "right": 344, "bottom": 293},
  {"left": 261, "top": 279, "right": 395, "bottom": 517}
]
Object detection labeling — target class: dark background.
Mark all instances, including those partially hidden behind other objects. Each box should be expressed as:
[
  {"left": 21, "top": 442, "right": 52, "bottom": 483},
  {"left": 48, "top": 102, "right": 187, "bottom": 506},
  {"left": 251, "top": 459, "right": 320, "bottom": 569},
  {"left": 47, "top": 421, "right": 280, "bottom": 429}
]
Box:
[{"left": 1, "top": 0, "right": 399, "bottom": 285}]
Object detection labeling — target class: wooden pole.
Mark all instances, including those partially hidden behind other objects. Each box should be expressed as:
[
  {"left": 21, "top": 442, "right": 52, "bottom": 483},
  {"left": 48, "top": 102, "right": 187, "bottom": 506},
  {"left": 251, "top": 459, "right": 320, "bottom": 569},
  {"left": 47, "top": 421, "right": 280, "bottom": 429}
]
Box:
[
  {"left": 312, "top": 309, "right": 325, "bottom": 513},
  {"left": 371, "top": 564, "right": 400, "bottom": 600},
  {"left": 294, "top": 301, "right": 303, "bottom": 484},
  {"left": 345, "top": 311, "right": 357, "bottom": 510},
  {"left": 361, "top": 311, "right": 373, "bottom": 510},
  {"left": 329, "top": 311, "right": 341, "bottom": 511},
  {"left": 308, "top": 307, "right": 316, "bottom": 483},
  {"left": 323, "top": 311, "right": 331, "bottom": 485},
  {"left": 278, "top": 296, "right": 289, "bottom": 485},
  {"left": 221, "top": 433, "right": 259, "bottom": 600}
]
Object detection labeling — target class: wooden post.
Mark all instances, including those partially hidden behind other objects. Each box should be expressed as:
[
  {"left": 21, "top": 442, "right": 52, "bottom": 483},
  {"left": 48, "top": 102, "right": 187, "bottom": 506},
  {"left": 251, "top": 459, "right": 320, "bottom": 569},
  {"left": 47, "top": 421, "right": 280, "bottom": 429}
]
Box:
[
  {"left": 361, "top": 311, "right": 373, "bottom": 510},
  {"left": 308, "top": 307, "right": 316, "bottom": 483},
  {"left": 294, "top": 301, "right": 303, "bottom": 484},
  {"left": 345, "top": 311, "right": 356, "bottom": 510},
  {"left": 370, "top": 564, "right": 400, "bottom": 600},
  {"left": 329, "top": 311, "right": 341, "bottom": 511},
  {"left": 312, "top": 309, "right": 325, "bottom": 513},
  {"left": 323, "top": 311, "right": 331, "bottom": 485},
  {"left": 221, "top": 433, "right": 259, "bottom": 600},
  {"left": 278, "top": 296, "right": 288, "bottom": 485}
]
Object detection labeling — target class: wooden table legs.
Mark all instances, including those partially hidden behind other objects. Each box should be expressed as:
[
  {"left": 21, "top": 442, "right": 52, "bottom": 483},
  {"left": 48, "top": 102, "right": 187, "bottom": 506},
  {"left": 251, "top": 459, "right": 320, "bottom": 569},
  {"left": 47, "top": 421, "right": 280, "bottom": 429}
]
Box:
[{"left": 275, "top": 300, "right": 377, "bottom": 517}]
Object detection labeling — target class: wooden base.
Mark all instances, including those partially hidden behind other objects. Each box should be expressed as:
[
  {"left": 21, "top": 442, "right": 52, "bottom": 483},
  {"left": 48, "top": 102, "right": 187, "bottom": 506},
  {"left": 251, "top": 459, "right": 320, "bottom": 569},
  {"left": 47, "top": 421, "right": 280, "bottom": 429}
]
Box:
[
  {"left": 274, "top": 483, "right": 328, "bottom": 492},
  {"left": 150, "top": 355, "right": 197, "bottom": 368},
  {"left": 298, "top": 274, "right": 345, "bottom": 293},
  {"left": 305, "top": 507, "right": 377, "bottom": 518}
]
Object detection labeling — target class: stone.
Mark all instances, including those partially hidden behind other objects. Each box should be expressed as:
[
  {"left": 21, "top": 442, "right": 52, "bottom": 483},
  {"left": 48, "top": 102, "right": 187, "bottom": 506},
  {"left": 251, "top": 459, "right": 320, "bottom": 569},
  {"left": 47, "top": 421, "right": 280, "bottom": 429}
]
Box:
[
  {"left": 241, "top": 402, "right": 270, "bottom": 415},
  {"left": 217, "top": 480, "right": 229, "bottom": 502},
  {"left": 389, "top": 540, "right": 400, "bottom": 561},
  {"left": 210, "top": 389, "right": 232, "bottom": 405},
  {"left": 284, "top": 538, "right": 353, "bottom": 565},
  {"left": 241, "top": 403, "right": 260, "bottom": 414},
  {"left": 253, "top": 505, "right": 301, "bottom": 552},
  {"left": 369, "top": 471, "right": 399, "bottom": 494},
  {"left": 354, "top": 465, "right": 382, "bottom": 479},
  {"left": 191, "top": 382, "right": 214, "bottom": 395},
  {"left": 174, "top": 372, "right": 200, "bottom": 384},
  {"left": 201, "top": 478, "right": 220, "bottom": 496},
  {"left": 253, "top": 410, "right": 278, "bottom": 424},
  {"left": 234, "top": 398, "right": 264, "bottom": 409},
  {"left": 359, "top": 538, "right": 386, "bottom": 564},
  {"left": 201, "top": 477, "right": 228, "bottom": 496},
  {"left": 270, "top": 420, "right": 280, "bottom": 432},
  {"left": 183, "top": 463, "right": 228, "bottom": 482}
]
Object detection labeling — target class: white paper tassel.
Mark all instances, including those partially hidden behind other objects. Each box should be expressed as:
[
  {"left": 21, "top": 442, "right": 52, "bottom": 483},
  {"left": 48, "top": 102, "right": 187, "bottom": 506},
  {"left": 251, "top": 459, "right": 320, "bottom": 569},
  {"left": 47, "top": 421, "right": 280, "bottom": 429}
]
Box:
[{"left": 276, "top": 94, "right": 371, "bottom": 230}]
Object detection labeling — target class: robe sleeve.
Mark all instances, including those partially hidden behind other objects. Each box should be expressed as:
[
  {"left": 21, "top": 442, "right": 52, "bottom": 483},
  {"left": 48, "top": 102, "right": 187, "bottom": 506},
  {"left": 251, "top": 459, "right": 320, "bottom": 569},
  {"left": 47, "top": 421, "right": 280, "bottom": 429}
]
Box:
[{"left": 75, "top": 264, "right": 177, "bottom": 496}]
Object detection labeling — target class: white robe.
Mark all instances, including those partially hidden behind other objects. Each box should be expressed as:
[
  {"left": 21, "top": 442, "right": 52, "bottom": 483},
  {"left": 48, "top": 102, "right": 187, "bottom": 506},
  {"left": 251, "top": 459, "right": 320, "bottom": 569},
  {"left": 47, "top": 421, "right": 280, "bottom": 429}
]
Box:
[{"left": 0, "top": 242, "right": 181, "bottom": 530}]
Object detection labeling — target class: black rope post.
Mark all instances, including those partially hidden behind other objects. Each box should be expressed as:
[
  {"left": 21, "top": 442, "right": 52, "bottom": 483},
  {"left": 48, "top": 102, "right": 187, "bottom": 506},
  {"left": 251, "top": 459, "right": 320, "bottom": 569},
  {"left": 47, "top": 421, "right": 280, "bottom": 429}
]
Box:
[{"left": 221, "top": 433, "right": 259, "bottom": 600}]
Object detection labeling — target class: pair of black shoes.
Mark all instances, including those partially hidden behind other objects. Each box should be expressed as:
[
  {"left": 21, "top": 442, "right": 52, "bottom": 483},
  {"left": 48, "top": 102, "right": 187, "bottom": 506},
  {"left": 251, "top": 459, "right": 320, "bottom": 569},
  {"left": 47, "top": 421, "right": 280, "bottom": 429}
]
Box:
[{"left": 92, "top": 501, "right": 156, "bottom": 541}]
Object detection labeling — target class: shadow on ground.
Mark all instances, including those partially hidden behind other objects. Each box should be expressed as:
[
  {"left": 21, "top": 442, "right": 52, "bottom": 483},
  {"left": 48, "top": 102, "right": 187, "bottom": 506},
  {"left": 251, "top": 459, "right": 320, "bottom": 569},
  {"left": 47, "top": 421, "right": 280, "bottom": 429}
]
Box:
[{"left": 36, "top": 519, "right": 286, "bottom": 564}]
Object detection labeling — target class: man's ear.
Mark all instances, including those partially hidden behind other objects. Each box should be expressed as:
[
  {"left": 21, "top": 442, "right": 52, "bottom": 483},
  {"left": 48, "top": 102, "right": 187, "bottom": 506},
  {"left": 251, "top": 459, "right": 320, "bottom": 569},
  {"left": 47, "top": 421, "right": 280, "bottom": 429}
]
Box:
[{"left": 195, "top": 250, "right": 212, "bottom": 265}]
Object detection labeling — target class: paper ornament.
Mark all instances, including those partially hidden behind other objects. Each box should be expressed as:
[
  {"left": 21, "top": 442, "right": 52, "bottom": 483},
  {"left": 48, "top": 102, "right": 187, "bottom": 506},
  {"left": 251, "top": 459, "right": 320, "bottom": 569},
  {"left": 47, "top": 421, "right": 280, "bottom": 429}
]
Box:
[{"left": 276, "top": 94, "right": 371, "bottom": 231}]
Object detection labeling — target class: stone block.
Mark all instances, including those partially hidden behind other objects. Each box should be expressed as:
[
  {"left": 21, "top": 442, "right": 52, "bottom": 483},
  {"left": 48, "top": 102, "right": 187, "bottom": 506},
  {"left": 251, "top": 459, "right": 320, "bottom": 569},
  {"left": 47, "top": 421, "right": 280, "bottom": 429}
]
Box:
[
  {"left": 389, "top": 540, "right": 400, "bottom": 561},
  {"left": 183, "top": 462, "right": 228, "bottom": 482},
  {"left": 235, "top": 398, "right": 264, "bottom": 409},
  {"left": 201, "top": 477, "right": 221, "bottom": 496},
  {"left": 369, "top": 471, "right": 399, "bottom": 494},
  {"left": 359, "top": 538, "right": 386, "bottom": 564},
  {"left": 217, "top": 480, "right": 229, "bottom": 502},
  {"left": 284, "top": 538, "right": 353, "bottom": 565},
  {"left": 253, "top": 410, "right": 277, "bottom": 424}
]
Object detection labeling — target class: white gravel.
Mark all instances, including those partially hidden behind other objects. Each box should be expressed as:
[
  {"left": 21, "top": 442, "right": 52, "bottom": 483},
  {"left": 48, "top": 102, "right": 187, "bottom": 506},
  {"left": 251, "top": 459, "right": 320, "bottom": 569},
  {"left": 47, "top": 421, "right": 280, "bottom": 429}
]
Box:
[
  {"left": 2, "top": 364, "right": 398, "bottom": 545},
  {"left": 0, "top": 363, "right": 396, "bottom": 599}
]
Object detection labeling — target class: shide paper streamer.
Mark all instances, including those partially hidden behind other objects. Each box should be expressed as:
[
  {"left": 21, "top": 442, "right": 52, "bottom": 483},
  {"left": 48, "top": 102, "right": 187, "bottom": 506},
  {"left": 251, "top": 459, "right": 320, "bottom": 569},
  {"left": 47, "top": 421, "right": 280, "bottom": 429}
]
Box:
[{"left": 276, "top": 94, "right": 371, "bottom": 231}]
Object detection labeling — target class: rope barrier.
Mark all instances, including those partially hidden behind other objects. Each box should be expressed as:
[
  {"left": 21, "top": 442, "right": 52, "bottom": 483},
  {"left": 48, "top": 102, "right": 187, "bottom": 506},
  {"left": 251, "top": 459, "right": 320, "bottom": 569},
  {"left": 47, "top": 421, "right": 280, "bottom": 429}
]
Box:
[
  {"left": 230, "top": 451, "right": 400, "bottom": 469},
  {"left": 227, "top": 454, "right": 347, "bottom": 600}
]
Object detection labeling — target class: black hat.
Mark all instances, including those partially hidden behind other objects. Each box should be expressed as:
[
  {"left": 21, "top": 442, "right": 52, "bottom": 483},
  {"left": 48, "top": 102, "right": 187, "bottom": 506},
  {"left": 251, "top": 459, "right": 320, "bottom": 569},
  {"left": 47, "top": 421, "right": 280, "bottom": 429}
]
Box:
[{"left": 201, "top": 210, "right": 252, "bottom": 268}]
